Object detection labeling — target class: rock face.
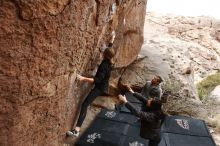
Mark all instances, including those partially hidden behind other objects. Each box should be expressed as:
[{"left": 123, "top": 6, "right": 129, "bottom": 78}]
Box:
[
  {"left": 210, "top": 85, "right": 220, "bottom": 102},
  {"left": 120, "top": 12, "right": 220, "bottom": 98},
  {"left": 0, "top": 0, "right": 147, "bottom": 145}
]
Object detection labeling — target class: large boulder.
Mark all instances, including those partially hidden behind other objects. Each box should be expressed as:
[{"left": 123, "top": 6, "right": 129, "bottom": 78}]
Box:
[
  {"left": 119, "top": 12, "right": 220, "bottom": 98},
  {"left": 0, "top": 0, "right": 147, "bottom": 145},
  {"left": 210, "top": 85, "right": 220, "bottom": 102}
]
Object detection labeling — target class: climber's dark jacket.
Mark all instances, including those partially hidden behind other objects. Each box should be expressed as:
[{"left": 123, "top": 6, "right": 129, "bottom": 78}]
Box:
[{"left": 94, "top": 59, "right": 112, "bottom": 93}]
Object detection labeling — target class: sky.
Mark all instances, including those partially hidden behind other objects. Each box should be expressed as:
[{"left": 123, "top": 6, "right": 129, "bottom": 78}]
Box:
[{"left": 147, "top": 0, "right": 220, "bottom": 19}]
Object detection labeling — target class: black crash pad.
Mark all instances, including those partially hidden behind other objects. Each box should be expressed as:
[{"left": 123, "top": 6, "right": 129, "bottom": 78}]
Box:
[
  {"left": 76, "top": 129, "right": 123, "bottom": 146},
  {"left": 76, "top": 129, "right": 149, "bottom": 146},
  {"left": 158, "top": 133, "right": 216, "bottom": 146},
  {"left": 76, "top": 110, "right": 217, "bottom": 146},
  {"left": 97, "top": 109, "right": 141, "bottom": 127},
  {"left": 91, "top": 118, "right": 130, "bottom": 135},
  {"left": 115, "top": 102, "right": 143, "bottom": 113},
  {"left": 161, "top": 115, "right": 210, "bottom": 137},
  {"left": 121, "top": 136, "right": 149, "bottom": 146},
  {"left": 91, "top": 117, "right": 141, "bottom": 138}
]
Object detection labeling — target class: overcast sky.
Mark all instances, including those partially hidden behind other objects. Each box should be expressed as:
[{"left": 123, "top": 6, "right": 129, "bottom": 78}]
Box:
[{"left": 147, "top": 0, "right": 220, "bottom": 19}]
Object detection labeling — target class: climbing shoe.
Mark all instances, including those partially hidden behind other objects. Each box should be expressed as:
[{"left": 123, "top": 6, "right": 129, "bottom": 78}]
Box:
[{"left": 66, "top": 129, "right": 80, "bottom": 137}]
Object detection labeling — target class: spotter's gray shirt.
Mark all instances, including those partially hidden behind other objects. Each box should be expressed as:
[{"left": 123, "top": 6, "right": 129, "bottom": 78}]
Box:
[{"left": 141, "top": 81, "right": 162, "bottom": 100}]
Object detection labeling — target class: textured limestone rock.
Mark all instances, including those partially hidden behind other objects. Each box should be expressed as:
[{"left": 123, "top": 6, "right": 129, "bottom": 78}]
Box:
[
  {"left": 113, "top": 0, "right": 147, "bottom": 67},
  {"left": 119, "top": 32, "right": 196, "bottom": 98},
  {"left": 120, "top": 12, "right": 220, "bottom": 97},
  {"left": 215, "top": 30, "right": 220, "bottom": 42},
  {"left": 92, "top": 95, "right": 118, "bottom": 110},
  {"left": 119, "top": 56, "right": 169, "bottom": 90},
  {"left": 0, "top": 0, "right": 147, "bottom": 145},
  {"left": 210, "top": 85, "right": 220, "bottom": 102}
]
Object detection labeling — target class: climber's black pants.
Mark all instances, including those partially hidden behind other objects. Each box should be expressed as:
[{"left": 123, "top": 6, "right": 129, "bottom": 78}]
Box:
[{"left": 76, "top": 87, "right": 104, "bottom": 127}]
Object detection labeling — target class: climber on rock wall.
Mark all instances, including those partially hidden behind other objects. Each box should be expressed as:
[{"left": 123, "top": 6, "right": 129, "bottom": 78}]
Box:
[{"left": 66, "top": 34, "right": 116, "bottom": 137}]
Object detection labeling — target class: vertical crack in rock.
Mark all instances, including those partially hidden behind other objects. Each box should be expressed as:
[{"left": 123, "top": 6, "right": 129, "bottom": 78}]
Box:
[
  {"left": 95, "top": 0, "right": 100, "bottom": 26},
  {"left": 9, "top": 0, "right": 27, "bottom": 21}
]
